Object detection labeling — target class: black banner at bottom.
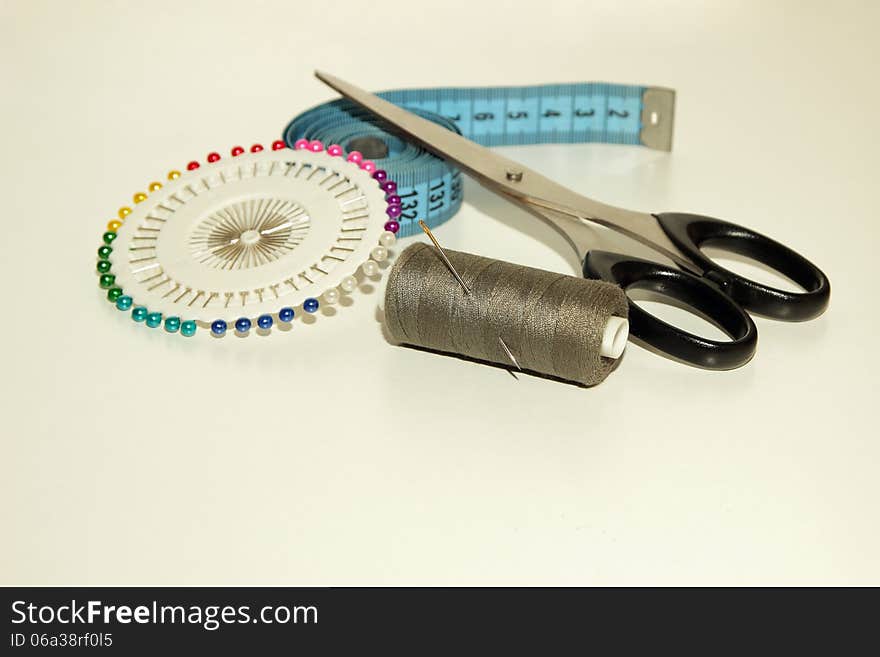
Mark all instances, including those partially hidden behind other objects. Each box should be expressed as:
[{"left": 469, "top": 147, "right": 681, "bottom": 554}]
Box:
[{"left": 0, "top": 586, "right": 874, "bottom": 653}]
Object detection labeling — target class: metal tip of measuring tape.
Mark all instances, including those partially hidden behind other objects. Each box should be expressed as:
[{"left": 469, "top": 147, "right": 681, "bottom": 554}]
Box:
[{"left": 640, "top": 88, "right": 675, "bottom": 151}]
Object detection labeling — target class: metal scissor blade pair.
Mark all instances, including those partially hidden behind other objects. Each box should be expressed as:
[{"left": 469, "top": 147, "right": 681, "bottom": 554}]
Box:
[{"left": 314, "top": 71, "right": 691, "bottom": 272}]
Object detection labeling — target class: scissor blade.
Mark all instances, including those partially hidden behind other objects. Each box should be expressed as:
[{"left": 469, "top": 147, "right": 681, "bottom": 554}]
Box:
[
  {"left": 315, "top": 71, "right": 536, "bottom": 197},
  {"left": 314, "top": 71, "right": 696, "bottom": 273}
]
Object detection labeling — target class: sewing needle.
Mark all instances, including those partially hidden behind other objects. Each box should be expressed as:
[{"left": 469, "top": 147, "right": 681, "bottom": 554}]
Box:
[
  {"left": 418, "top": 220, "right": 472, "bottom": 295},
  {"left": 418, "top": 219, "right": 519, "bottom": 381}
]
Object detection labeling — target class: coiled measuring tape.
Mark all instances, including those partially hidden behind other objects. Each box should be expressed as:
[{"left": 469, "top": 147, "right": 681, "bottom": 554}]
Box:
[{"left": 285, "top": 83, "right": 675, "bottom": 237}]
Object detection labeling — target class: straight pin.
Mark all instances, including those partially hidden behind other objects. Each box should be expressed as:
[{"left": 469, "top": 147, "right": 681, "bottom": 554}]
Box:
[
  {"left": 139, "top": 269, "right": 164, "bottom": 282},
  {"left": 174, "top": 287, "right": 191, "bottom": 303},
  {"left": 188, "top": 290, "right": 204, "bottom": 307},
  {"left": 147, "top": 276, "right": 170, "bottom": 291},
  {"left": 498, "top": 337, "right": 522, "bottom": 380}
]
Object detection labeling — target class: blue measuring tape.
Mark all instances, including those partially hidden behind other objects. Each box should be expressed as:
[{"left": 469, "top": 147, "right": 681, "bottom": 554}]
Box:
[{"left": 284, "top": 82, "right": 674, "bottom": 237}]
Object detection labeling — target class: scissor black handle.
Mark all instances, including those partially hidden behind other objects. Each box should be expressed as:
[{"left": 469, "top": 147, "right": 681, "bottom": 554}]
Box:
[
  {"left": 584, "top": 251, "right": 758, "bottom": 369},
  {"left": 655, "top": 212, "right": 831, "bottom": 321}
]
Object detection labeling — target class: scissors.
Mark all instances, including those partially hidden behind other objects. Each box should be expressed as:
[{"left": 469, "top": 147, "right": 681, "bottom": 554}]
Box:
[{"left": 315, "top": 72, "right": 831, "bottom": 369}]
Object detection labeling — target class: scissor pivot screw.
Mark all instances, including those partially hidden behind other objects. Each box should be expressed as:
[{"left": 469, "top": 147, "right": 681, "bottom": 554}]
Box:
[{"left": 506, "top": 169, "right": 523, "bottom": 182}]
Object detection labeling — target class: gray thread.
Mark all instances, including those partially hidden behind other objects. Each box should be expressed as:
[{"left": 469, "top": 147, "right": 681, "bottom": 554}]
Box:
[{"left": 384, "top": 243, "right": 629, "bottom": 386}]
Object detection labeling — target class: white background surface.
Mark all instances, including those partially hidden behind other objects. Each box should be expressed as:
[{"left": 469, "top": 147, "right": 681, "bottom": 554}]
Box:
[{"left": 2, "top": 1, "right": 878, "bottom": 585}]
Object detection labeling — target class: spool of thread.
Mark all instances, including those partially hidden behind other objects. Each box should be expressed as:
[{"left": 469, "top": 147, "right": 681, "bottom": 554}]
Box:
[{"left": 384, "top": 243, "right": 630, "bottom": 386}]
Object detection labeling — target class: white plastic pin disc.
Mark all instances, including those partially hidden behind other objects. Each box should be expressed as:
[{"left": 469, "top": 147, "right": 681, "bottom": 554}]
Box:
[{"left": 109, "top": 147, "right": 391, "bottom": 324}]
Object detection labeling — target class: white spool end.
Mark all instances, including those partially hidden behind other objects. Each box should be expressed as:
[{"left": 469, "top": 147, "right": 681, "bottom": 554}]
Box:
[{"left": 600, "top": 316, "right": 629, "bottom": 359}]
